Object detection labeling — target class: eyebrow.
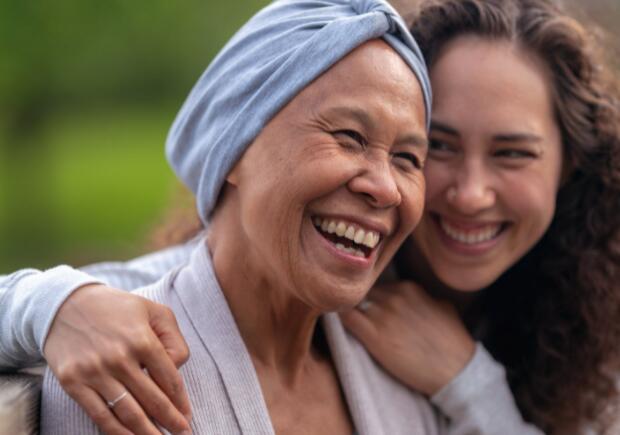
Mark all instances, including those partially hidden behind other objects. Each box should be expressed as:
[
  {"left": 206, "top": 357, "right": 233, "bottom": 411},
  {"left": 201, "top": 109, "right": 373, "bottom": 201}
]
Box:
[
  {"left": 326, "top": 106, "right": 429, "bottom": 150},
  {"left": 492, "top": 133, "right": 543, "bottom": 144},
  {"left": 430, "top": 120, "right": 459, "bottom": 137},
  {"left": 431, "top": 120, "right": 543, "bottom": 144}
]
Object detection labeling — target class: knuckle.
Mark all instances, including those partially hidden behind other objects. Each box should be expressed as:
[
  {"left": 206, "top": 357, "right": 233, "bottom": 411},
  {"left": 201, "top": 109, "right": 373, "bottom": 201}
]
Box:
[
  {"left": 134, "top": 332, "right": 157, "bottom": 355},
  {"left": 160, "top": 304, "right": 175, "bottom": 319},
  {"left": 174, "top": 343, "right": 191, "bottom": 366},
  {"left": 102, "top": 345, "right": 132, "bottom": 372},
  {"left": 168, "top": 378, "right": 185, "bottom": 398},
  {"left": 121, "top": 408, "right": 145, "bottom": 428},
  {"left": 386, "top": 292, "right": 407, "bottom": 309},
  {"left": 89, "top": 407, "right": 111, "bottom": 426},
  {"left": 150, "top": 398, "right": 180, "bottom": 426},
  {"left": 57, "top": 357, "right": 103, "bottom": 385}
]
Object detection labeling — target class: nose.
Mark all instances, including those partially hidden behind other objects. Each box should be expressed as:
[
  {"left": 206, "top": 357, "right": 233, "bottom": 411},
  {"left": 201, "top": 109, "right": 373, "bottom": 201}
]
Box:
[
  {"left": 348, "top": 158, "right": 402, "bottom": 208},
  {"left": 447, "top": 163, "right": 495, "bottom": 214}
]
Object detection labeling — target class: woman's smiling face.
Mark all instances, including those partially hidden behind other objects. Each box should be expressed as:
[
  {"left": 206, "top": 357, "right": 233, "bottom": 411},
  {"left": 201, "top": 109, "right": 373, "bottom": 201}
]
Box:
[
  {"left": 410, "top": 36, "right": 564, "bottom": 291},
  {"left": 223, "top": 40, "right": 428, "bottom": 310}
]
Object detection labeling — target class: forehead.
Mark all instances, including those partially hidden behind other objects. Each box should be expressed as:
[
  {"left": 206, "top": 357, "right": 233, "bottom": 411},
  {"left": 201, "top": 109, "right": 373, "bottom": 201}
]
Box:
[
  {"left": 430, "top": 36, "right": 555, "bottom": 132},
  {"left": 288, "top": 40, "right": 427, "bottom": 131}
]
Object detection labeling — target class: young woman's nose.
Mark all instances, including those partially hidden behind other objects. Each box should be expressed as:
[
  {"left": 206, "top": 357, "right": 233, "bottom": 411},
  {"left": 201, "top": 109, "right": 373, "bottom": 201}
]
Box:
[
  {"left": 446, "top": 164, "right": 495, "bottom": 214},
  {"left": 348, "top": 159, "right": 402, "bottom": 208}
]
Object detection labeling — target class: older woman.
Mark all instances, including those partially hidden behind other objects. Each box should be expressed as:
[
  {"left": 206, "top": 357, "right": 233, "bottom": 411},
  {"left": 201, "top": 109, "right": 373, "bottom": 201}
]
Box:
[{"left": 39, "top": 0, "right": 438, "bottom": 433}]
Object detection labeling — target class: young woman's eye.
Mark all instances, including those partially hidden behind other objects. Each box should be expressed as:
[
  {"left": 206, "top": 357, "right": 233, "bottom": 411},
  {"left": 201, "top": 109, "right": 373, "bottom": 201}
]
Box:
[
  {"left": 428, "top": 138, "right": 454, "bottom": 153},
  {"left": 334, "top": 129, "right": 366, "bottom": 149},
  {"left": 494, "top": 149, "right": 537, "bottom": 159},
  {"left": 393, "top": 152, "right": 422, "bottom": 170},
  {"left": 428, "top": 138, "right": 456, "bottom": 159}
]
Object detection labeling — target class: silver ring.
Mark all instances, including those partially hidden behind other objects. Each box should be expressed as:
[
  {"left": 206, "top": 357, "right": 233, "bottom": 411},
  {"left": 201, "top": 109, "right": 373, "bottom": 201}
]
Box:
[
  {"left": 106, "top": 390, "right": 129, "bottom": 409},
  {"left": 357, "top": 300, "right": 372, "bottom": 312}
]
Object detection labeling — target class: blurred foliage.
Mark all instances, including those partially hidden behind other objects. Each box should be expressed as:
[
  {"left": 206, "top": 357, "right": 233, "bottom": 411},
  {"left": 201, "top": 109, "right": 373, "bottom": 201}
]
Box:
[
  {"left": 1, "top": 0, "right": 268, "bottom": 272},
  {"left": 0, "top": 0, "right": 618, "bottom": 273}
]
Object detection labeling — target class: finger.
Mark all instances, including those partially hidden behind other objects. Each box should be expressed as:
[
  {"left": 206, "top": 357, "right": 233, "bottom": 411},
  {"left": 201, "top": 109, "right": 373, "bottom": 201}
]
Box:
[
  {"left": 340, "top": 309, "right": 381, "bottom": 352},
  {"left": 92, "top": 377, "right": 162, "bottom": 435},
  {"left": 365, "top": 288, "right": 392, "bottom": 304},
  {"left": 149, "top": 303, "right": 190, "bottom": 367},
  {"left": 67, "top": 386, "right": 133, "bottom": 435},
  {"left": 120, "top": 361, "right": 191, "bottom": 433},
  {"left": 136, "top": 332, "right": 192, "bottom": 421}
]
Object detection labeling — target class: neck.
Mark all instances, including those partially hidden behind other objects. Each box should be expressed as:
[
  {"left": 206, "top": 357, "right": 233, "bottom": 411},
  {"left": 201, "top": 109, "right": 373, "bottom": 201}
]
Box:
[
  {"left": 207, "top": 207, "right": 324, "bottom": 385},
  {"left": 394, "top": 240, "right": 481, "bottom": 322}
]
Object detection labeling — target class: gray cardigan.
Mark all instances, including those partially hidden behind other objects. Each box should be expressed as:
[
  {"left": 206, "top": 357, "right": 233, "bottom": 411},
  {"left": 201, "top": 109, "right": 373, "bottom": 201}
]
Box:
[{"left": 40, "top": 242, "right": 443, "bottom": 434}]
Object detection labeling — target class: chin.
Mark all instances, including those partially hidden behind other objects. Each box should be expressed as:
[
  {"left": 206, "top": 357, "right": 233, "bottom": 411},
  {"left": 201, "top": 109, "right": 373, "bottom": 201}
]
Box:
[
  {"left": 307, "top": 284, "right": 370, "bottom": 312},
  {"left": 435, "top": 269, "right": 500, "bottom": 293}
]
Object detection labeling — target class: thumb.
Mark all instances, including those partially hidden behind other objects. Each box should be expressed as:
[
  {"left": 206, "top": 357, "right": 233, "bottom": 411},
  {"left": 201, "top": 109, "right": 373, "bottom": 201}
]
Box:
[{"left": 148, "top": 302, "right": 190, "bottom": 368}]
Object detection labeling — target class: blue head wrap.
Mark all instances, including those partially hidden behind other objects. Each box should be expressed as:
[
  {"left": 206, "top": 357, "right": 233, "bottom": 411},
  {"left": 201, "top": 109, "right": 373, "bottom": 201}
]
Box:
[{"left": 166, "top": 0, "right": 432, "bottom": 223}]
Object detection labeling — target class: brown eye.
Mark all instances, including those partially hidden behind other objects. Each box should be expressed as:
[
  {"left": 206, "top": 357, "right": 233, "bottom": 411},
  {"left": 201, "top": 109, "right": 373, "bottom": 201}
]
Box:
[
  {"left": 494, "top": 148, "right": 537, "bottom": 159},
  {"left": 428, "top": 139, "right": 454, "bottom": 153}
]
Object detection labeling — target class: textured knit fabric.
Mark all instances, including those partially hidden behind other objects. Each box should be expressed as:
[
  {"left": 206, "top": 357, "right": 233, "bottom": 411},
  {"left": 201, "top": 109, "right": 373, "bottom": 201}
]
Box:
[
  {"left": 0, "top": 238, "right": 200, "bottom": 371},
  {"left": 2, "top": 242, "right": 545, "bottom": 434},
  {"left": 431, "top": 344, "right": 543, "bottom": 435},
  {"left": 0, "top": 267, "right": 101, "bottom": 368},
  {"left": 165, "top": 0, "right": 432, "bottom": 223},
  {"left": 40, "top": 242, "right": 443, "bottom": 435},
  {"left": 3, "top": 242, "right": 545, "bottom": 434}
]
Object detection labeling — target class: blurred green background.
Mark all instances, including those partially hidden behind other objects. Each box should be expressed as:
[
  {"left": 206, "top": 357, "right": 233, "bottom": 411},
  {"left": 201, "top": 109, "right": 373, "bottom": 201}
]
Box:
[
  {"left": 1, "top": 0, "right": 618, "bottom": 273},
  {"left": 1, "top": 0, "right": 269, "bottom": 272}
]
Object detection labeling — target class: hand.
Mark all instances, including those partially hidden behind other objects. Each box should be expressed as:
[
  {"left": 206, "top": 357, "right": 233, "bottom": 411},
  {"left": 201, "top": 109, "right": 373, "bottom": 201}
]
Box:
[
  {"left": 340, "top": 281, "right": 475, "bottom": 396},
  {"left": 43, "top": 284, "right": 192, "bottom": 435}
]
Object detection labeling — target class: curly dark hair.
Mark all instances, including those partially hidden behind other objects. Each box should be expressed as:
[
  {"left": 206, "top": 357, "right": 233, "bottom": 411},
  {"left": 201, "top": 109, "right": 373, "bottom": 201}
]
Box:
[{"left": 408, "top": 0, "right": 620, "bottom": 432}]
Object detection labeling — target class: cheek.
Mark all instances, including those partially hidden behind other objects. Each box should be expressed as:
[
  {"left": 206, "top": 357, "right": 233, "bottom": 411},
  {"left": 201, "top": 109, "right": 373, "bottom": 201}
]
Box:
[
  {"left": 398, "top": 174, "right": 426, "bottom": 235},
  {"left": 422, "top": 161, "right": 452, "bottom": 203},
  {"left": 504, "top": 171, "right": 559, "bottom": 234}
]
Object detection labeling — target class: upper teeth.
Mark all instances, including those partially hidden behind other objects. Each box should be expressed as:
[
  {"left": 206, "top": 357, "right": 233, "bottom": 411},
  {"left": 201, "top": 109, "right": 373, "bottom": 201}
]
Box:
[
  {"left": 313, "top": 217, "right": 380, "bottom": 249},
  {"left": 440, "top": 219, "right": 502, "bottom": 244}
]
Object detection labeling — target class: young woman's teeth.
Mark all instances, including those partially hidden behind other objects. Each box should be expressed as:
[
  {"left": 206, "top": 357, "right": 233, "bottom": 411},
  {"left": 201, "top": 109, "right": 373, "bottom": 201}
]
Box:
[
  {"left": 440, "top": 219, "right": 502, "bottom": 244},
  {"left": 312, "top": 217, "right": 380, "bottom": 250}
]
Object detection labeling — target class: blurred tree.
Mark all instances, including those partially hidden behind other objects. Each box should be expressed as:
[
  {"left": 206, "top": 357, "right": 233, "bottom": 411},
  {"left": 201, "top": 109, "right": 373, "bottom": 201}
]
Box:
[{"left": 0, "top": 0, "right": 268, "bottom": 271}]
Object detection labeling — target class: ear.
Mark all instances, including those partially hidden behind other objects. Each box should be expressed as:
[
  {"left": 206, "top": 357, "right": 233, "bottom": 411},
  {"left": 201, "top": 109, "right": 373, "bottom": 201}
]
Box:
[{"left": 226, "top": 159, "right": 242, "bottom": 187}]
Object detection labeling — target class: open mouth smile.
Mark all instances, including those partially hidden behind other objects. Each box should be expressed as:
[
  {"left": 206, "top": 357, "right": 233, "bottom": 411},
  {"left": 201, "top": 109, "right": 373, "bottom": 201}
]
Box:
[
  {"left": 432, "top": 213, "right": 509, "bottom": 248},
  {"left": 312, "top": 216, "right": 382, "bottom": 259}
]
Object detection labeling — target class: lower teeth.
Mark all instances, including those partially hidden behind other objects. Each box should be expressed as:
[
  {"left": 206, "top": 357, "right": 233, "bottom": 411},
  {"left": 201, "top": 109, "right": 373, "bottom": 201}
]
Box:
[{"left": 335, "top": 243, "right": 365, "bottom": 257}]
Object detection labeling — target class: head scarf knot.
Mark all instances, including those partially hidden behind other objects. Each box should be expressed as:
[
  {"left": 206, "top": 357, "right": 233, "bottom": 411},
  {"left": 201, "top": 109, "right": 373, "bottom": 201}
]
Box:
[
  {"left": 166, "top": 0, "right": 432, "bottom": 223},
  {"left": 350, "top": 0, "right": 398, "bottom": 19}
]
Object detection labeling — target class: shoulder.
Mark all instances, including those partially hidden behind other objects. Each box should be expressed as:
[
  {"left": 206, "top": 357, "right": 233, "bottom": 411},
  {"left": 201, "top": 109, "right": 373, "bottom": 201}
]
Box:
[
  {"left": 80, "top": 237, "right": 200, "bottom": 290},
  {"left": 323, "top": 313, "right": 443, "bottom": 435}
]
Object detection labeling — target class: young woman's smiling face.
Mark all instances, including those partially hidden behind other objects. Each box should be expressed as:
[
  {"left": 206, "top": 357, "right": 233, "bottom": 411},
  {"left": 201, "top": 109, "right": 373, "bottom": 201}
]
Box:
[{"left": 409, "top": 36, "right": 564, "bottom": 291}]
